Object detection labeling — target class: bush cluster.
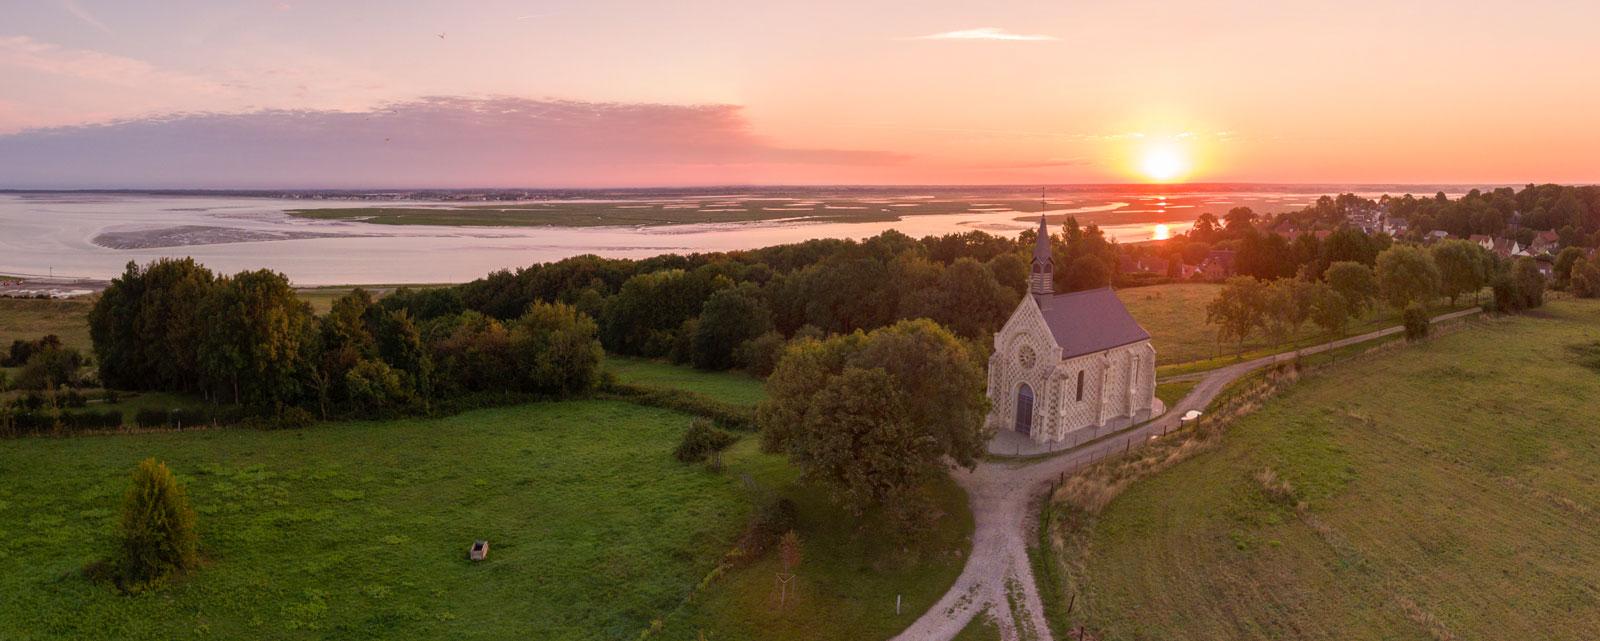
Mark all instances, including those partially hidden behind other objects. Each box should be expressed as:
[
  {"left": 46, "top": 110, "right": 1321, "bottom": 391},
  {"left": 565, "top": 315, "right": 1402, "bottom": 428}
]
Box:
[{"left": 673, "top": 418, "right": 737, "bottom": 463}]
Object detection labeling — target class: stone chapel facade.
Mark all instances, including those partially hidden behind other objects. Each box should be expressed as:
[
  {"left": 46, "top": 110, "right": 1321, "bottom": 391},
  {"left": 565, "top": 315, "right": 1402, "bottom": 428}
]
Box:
[{"left": 985, "top": 216, "right": 1158, "bottom": 444}]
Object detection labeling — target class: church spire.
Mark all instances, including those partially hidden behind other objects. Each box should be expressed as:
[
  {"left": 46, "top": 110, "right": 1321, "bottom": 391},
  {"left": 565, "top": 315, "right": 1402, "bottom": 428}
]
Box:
[{"left": 1030, "top": 212, "right": 1053, "bottom": 295}]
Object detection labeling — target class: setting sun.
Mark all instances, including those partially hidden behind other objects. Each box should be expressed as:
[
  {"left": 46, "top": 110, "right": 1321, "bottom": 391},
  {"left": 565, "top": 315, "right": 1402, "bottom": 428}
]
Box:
[{"left": 1139, "top": 145, "right": 1190, "bottom": 182}]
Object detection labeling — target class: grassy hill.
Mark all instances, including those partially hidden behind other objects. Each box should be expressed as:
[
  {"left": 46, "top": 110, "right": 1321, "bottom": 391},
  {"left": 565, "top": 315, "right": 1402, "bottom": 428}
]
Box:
[{"left": 1047, "top": 299, "right": 1600, "bottom": 640}]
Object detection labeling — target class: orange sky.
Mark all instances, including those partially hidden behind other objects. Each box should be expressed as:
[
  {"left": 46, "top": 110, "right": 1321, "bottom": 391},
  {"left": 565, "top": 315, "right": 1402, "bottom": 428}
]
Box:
[{"left": 3, "top": 1, "right": 1598, "bottom": 187}]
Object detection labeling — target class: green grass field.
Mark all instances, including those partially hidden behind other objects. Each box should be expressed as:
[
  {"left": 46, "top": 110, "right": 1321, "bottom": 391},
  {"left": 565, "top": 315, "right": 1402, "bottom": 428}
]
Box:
[
  {"left": 1118, "top": 282, "right": 1479, "bottom": 374},
  {"left": 1, "top": 385, "right": 970, "bottom": 641},
  {"left": 0, "top": 297, "right": 95, "bottom": 352},
  {"left": 606, "top": 356, "right": 768, "bottom": 406},
  {"left": 1055, "top": 299, "right": 1600, "bottom": 640},
  {"left": 0, "top": 400, "right": 754, "bottom": 640}
]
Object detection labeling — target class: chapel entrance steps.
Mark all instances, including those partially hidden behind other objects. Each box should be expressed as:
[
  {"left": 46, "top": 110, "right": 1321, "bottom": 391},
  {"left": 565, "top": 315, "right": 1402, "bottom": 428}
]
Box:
[{"left": 985, "top": 398, "right": 1167, "bottom": 458}]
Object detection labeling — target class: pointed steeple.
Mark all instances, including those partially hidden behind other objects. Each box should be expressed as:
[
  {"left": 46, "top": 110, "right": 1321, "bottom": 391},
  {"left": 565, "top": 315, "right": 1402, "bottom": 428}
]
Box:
[{"left": 1030, "top": 213, "right": 1053, "bottom": 295}]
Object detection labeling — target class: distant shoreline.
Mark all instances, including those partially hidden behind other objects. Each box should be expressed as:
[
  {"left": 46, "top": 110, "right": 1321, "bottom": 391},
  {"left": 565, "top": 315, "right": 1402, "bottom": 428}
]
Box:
[{"left": 0, "top": 182, "right": 1521, "bottom": 203}]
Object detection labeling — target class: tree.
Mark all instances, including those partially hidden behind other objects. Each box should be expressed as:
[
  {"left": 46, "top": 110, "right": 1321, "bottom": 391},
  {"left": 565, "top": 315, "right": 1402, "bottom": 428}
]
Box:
[
  {"left": 1325, "top": 261, "right": 1378, "bottom": 317},
  {"left": 1308, "top": 284, "right": 1351, "bottom": 337},
  {"left": 1402, "top": 304, "right": 1430, "bottom": 341},
  {"left": 691, "top": 282, "right": 773, "bottom": 370},
  {"left": 985, "top": 253, "right": 1029, "bottom": 296},
  {"left": 902, "top": 258, "right": 1019, "bottom": 339},
  {"left": 111, "top": 458, "right": 199, "bottom": 591},
  {"left": 13, "top": 345, "right": 86, "bottom": 390},
  {"left": 1224, "top": 207, "right": 1259, "bottom": 235},
  {"left": 734, "top": 331, "right": 788, "bottom": 378},
  {"left": 759, "top": 320, "right": 988, "bottom": 534},
  {"left": 196, "top": 270, "right": 316, "bottom": 408},
  {"left": 1431, "top": 239, "right": 1489, "bottom": 305},
  {"left": 1511, "top": 257, "right": 1545, "bottom": 309},
  {"left": 1061, "top": 254, "right": 1112, "bottom": 291},
  {"left": 1205, "top": 276, "right": 1268, "bottom": 349},
  {"left": 89, "top": 262, "right": 147, "bottom": 389},
  {"left": 1375, "top": 245, "right": 1440, "bottom": 310},
  {"left": 1572, "top": 255, "right": 1600, "bottom": 298},
  {"left": 1554, "top": 247, "right": 1587, "bottom": 290},
  {"left": 508, "top": 301, "right": 604, "bottom": 395}
]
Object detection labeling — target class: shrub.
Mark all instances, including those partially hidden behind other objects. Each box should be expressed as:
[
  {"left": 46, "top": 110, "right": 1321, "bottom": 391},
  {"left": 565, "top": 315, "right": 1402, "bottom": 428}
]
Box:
[
  {"left": 134, "top": 408, "right": 167, "bottom": 429},
  {"left": 13, "top": 346, "right": 87, "bottom": 390},
  {"left": 106, "top": 458, "right": 199, "bottom": 592},
  {"left": 738, "top": 497, "right": 799, "bottom": 560},
  {"left": 60, "top": 410, "right": 124, "bottom": 431},
  {"left": 1402, "top": 304, "right": 1430, "bottom": 342},
  {"left": 734, "top": 331, "right": 788, "bottom": 378},
  {"left": 674, "top": 418, "right": 737, "bottom": 463}
]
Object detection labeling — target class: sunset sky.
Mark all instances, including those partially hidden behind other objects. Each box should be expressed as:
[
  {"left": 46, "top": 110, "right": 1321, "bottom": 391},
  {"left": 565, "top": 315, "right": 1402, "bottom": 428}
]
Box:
[{"left": 2, "top": 0, "right": 1598, "bottom": 188}]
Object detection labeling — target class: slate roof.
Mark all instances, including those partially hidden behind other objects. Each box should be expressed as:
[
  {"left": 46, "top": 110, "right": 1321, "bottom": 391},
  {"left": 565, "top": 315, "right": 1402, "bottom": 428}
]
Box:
[{"left": 1035, "top": 287, "right": 1152, "bottom": 360}]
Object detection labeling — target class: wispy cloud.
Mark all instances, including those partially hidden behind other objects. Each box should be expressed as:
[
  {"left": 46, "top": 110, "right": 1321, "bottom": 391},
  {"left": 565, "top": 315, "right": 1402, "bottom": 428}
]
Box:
[
  {"left": 0, "top": 96, "right": 905, "bottom": 188},
  {"left": 59, "top": 0, "right": 113, "bottom": 34},
  {"left": 0, "top": 36, "right": 220, "bottom": 93},
  {"left": 909, "top": 27, "right": 1056, "bottom": 42}
]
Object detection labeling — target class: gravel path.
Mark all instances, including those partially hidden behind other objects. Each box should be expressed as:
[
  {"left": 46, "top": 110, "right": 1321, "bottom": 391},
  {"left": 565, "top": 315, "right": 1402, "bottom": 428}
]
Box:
[{"left": 891, "top": 307, "right": 1481, "bottom": 641}]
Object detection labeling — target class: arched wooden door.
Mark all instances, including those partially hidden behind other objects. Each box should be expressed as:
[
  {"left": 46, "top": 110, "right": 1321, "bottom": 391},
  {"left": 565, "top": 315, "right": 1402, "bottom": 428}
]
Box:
[{"left": 1015, "top": 383, "right": 1034, "bottom": 436}]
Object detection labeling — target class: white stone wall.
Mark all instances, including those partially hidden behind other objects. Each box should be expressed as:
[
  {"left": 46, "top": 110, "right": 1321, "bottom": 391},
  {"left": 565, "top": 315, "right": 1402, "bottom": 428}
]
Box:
[{"left": 987, "top": 297, "right": 1159, "bottom": 444}]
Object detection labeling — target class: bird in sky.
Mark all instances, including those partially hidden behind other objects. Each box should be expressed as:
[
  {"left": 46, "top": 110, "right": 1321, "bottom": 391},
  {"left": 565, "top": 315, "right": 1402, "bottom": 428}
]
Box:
[{"left": 435, "top": 32, "right": 446, "bottom": 39}]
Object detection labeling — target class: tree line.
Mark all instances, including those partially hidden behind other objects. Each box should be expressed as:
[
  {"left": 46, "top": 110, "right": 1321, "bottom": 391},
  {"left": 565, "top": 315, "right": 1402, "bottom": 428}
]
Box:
[
  {"left": 1205, "top": 239, "right": 1547, "bottom": 350},
  {"left": 88, "top": 258, "right": 603, "bottom": 421}
]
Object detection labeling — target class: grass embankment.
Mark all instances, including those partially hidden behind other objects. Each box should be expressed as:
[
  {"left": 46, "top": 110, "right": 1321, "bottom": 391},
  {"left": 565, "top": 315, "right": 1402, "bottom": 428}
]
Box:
[
  {"left": 1119, "top": 282, "right": 1481, "bottom": 377},
  {"left": 1045, "top": 299, "right": 1600, "bottom": 640}
]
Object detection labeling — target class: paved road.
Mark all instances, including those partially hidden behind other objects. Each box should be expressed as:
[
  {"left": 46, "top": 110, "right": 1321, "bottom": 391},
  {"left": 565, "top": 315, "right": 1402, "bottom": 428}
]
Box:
[{"left": 890, "top": 307, "right": 1481, "bottom": 641}]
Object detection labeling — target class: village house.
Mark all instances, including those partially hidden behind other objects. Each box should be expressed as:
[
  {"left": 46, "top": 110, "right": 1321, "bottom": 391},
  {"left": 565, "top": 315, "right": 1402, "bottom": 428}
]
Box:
[
  {"left": 986, "top": 217, "right": 1158, "bottom": 445},
  {"left": 1199, "top": 249, "right": 1236, "bottom": 281},
  {"left": 1531, "top": 230, "right": 1560, "bottom": 254}
]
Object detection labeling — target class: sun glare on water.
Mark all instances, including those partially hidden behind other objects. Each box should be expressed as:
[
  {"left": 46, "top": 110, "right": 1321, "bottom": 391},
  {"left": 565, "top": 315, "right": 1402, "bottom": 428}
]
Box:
[
  {"left": 1152, "top": 224, "right": 1170, "bottom": 240},
  {"left": 1139, "top": 145, "right": 1189, "bottom": 183}
]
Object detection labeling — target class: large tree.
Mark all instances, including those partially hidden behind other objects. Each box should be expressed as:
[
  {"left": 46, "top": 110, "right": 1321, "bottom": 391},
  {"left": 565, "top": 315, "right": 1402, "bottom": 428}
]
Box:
[
  {"left": 1205, "top": 276, "right": 1268, "bottom": 348},
  {"left": 759, "top": 319, "right": 989, "bottom": 533},
  {"left": 1430, "top": 239, "right": 1489, "bottom": 305},
  {"left": 691, "top": 282, "right": 773, "bottom": 370},
  {"left": 196, "top": 269, "right": 317, "bottom": 408},
  {"left": 1324, "top": 261, "right": 1378, "bottom": 317},
  {"left": 1375, "top": 245, "right": 1440, "bottom": 310}
]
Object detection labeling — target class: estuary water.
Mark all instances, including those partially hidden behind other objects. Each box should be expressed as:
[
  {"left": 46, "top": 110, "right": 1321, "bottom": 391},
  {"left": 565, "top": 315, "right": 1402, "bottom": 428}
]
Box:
[{"left": 0, "top": 186, "right": 1454, "bottom": 285}]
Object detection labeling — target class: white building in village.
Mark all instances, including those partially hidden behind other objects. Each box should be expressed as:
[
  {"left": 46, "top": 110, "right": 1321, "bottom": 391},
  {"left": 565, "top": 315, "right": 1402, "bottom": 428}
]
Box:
[{"left": 985, "top": 216, "right": 1158, "bottom": 444}]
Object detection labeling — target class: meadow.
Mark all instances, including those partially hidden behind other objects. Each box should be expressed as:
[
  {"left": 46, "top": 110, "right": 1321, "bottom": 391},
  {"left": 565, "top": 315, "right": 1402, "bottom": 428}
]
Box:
[
  {"left": 605, "top": 356, "right": 768, "bottom": 406},
  {"left": 0, "top": 297, "right": 94, "bottom": 352},
  {"left": 1055, "top": 299, "right": 1600, "bottom": 639},
  {"left": 0, "top": 350, "right": 970, "bottom": 641},
  {"left": 1118, "top": 283, "right": 1481, "bottom": 373}
]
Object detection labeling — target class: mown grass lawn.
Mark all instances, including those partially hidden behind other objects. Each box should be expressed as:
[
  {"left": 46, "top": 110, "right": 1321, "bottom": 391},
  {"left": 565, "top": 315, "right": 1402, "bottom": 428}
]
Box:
[
  {"left": 1062, "top": 299, "right": 1600, "bottom": 640},
  {"left": 0, "top": 400, "right": 759, "bottom": 640},
  {"left": 606, "top": 356, "right": 768, "bottom": 406}
]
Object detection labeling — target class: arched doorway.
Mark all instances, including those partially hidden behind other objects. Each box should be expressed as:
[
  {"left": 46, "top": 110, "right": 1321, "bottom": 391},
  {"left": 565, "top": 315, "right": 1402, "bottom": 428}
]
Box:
[{"left": 1015, "top": 383, "right": 1034, "bottom": 436}]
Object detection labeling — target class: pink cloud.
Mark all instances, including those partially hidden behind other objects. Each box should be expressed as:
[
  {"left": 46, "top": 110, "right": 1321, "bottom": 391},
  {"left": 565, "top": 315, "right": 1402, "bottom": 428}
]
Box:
[{"left": 0, "top": 96, "right": 905, "bottom": 188}]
